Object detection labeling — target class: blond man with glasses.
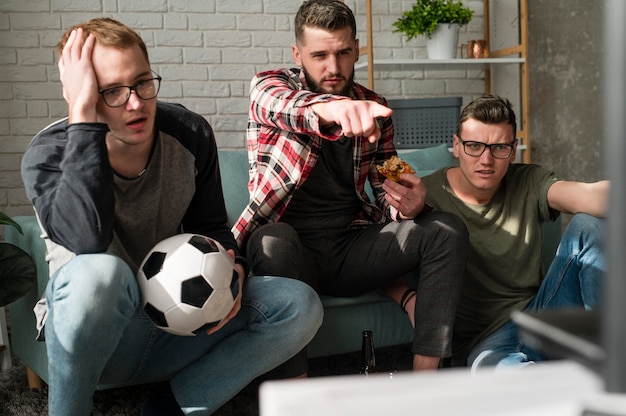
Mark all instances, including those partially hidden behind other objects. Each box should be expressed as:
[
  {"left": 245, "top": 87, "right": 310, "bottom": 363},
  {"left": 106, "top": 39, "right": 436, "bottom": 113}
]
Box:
[{"left": 20, "top": 17, "right": 322, "bottom": 416}]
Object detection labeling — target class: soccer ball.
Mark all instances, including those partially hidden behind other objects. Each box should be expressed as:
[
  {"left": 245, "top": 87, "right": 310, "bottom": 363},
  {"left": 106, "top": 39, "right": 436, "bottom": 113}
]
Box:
[{"left": 137, "top": 233, "right": 240, "bottom": 336}]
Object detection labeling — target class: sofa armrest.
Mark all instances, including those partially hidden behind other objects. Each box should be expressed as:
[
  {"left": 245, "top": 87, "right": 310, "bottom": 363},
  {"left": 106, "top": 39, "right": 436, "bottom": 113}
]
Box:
[
  {"left": 5, "top": 216, "right": 49, "bottom": 298},
  {"left": 5, "top": 215, "right": 50, "bottom": 383}
]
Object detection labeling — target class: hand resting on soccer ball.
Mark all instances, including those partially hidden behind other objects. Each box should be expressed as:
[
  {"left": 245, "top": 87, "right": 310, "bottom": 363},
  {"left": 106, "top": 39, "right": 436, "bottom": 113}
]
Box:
[
  {"left": 207, "top": 248, "right": 243, "bottom": 335},
  {"left": 137, "top": 234, "right": 244, "bottom": 336}
]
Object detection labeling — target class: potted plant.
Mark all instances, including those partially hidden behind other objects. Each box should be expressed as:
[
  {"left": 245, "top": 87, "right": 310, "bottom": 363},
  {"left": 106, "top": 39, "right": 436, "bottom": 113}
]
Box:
[
  {"left": 0, "top": 211, "right": 36, "bottom": 306},
  {"left": 393, "top": 0, "right": 474, "bottom": 59}
]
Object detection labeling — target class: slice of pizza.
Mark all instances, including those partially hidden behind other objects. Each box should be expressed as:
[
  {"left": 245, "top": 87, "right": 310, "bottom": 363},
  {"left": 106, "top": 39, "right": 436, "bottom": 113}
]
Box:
[{"left": 376, "top": 155, "right": 416, "bottom": 182}]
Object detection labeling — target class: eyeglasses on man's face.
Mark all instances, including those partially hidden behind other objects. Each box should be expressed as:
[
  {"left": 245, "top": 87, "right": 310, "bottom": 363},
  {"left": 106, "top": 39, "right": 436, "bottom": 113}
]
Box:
[
  {"left": 98, "top": 71, "right": 162, "bottom": 108},
  {"left": 457, "top": 136, "right": 516, "bottom": 159}
]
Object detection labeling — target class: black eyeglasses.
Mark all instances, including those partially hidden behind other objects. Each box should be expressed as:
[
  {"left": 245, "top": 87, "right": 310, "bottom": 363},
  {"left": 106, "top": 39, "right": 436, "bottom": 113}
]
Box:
[
  {"left": 98, "top": 71, "right": 162, "bottom": 108},
  {"left": 457, "top": 136, "right": 516, "bottom": 159}
]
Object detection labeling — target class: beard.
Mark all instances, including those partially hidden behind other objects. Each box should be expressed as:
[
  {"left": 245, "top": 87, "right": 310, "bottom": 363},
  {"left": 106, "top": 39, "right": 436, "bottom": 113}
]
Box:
[{"left": 302, "top": 66, "right": 355, "bottom": 97}]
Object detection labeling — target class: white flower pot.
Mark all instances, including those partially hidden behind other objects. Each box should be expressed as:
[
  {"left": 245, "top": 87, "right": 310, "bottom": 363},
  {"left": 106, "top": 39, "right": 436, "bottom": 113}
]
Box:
[{"left": 426, "top": 23, "right": 460, "bottom": 59}]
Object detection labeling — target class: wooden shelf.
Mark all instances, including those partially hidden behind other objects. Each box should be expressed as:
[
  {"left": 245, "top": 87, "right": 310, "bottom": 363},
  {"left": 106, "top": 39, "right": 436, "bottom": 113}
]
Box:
[
  {"left": 358, "top": 0, "right": 530, "bottom": 163},
  {"left": 355, "top": 57, "right": 525, "bottom": 70}
]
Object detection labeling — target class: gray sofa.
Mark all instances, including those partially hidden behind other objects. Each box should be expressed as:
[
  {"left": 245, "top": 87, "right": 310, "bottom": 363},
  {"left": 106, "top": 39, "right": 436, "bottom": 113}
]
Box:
[{"left": 7, "top": 144, "right": 562, "bottom": 387}]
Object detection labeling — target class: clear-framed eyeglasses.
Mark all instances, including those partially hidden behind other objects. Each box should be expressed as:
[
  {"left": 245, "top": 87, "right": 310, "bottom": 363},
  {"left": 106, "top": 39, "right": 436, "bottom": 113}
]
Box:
[
  {"left": 98, "top": 71, "right": 162, "bottom": 108},
  {"left": 457, "top": 136, "right": 516, "bottom": 159}
]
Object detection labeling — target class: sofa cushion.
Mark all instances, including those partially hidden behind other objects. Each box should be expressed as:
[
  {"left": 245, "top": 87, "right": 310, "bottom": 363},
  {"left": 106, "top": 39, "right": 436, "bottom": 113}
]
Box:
[
  {"left": 398, "top": 143, "right": 457, "bottom": 177},
  {"left": 217, "top": 150, "right": 250, "bottom": 225}
]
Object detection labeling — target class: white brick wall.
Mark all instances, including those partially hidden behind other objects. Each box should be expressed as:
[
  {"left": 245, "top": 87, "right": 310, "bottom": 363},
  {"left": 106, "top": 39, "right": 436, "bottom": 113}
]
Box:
[{"left": 0, "top": 0, "right": 486, "bottom": 221}]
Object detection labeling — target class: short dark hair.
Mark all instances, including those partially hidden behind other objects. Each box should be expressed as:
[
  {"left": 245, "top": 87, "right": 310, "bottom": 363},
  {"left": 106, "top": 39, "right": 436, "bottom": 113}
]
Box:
[
  {"left": 294, "top": 0, "right": 357, "bottom": 44},
  {"left": 458, "top": 95, "right": 517, "bottom": 138}
]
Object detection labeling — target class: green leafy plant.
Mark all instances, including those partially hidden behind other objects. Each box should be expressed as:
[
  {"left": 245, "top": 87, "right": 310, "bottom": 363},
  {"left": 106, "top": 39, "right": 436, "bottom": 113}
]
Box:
[
  {"left": 1, "top": 211, "right": 36, "bottom": 306},
  {"left": 393, "top": 0, "right": 474, "bottom": 40},
  {"left": 1, "top": 211, "right": 22, "bottom": 234}
]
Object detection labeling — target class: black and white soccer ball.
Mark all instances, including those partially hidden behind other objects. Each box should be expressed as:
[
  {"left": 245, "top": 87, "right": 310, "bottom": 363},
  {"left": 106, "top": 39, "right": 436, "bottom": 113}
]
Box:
[{"left": 137, "top": 233, "right": 239, "bottom": 336}]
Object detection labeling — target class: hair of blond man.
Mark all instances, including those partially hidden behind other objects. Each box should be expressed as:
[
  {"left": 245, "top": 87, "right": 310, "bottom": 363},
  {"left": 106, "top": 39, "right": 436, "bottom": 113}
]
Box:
[{"left": 56, "top": 17, "right": 149, "bottom": 64}]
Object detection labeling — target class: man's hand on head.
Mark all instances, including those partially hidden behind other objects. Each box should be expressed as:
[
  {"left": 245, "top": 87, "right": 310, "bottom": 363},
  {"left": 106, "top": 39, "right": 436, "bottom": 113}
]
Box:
[
  {"left": 311, "top": 100, "right": 393, "bottom": 143},
  {"left": 58, "top": 28, "right": 99, "bottom": 124}
]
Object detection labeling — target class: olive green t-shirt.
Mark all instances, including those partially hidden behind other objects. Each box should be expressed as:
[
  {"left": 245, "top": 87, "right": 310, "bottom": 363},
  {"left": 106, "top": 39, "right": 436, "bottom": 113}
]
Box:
[{"left": 422, "top": 163, "right": 560, "bottom": 364}]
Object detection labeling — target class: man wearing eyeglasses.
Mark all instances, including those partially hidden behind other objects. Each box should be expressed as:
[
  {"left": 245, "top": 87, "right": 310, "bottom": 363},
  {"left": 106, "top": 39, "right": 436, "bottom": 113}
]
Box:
[
  {"left": 20, "top": 18, "right": 322, "bottom": 415},
  {"left": 396, "top": 95, "right": 608, "bottom": 370}
]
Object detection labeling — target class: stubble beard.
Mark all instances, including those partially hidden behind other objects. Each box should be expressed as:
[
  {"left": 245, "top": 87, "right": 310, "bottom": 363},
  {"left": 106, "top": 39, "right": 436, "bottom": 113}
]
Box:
[{"left": 302, "top": 66, "right": 356, "bottom": 97}]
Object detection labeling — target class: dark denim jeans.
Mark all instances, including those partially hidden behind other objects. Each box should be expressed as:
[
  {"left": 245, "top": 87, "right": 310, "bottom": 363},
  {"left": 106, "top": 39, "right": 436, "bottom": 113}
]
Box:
[{"left": 247, "top": 210, "right": 469, "bottom": 361}]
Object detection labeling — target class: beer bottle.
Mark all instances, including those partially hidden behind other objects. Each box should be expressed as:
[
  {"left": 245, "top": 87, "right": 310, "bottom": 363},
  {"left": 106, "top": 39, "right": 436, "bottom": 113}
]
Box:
[{"left": 359, "top": 330, "right": 377, "bottom": 375}]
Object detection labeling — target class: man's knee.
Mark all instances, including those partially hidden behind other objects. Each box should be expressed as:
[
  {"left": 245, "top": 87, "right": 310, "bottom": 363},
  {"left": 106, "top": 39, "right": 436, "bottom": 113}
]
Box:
[
  {"left": 47, "top": 254, "right": 138, "bottom": 336},
  {"left": 433, "top": 210, "right": 468, "bottom": 236},
  {"left": 50, "top": 254, "right": 137, "bottom": 307},
  {"left": 566, "top": 212, "right": 603, "bottom": 237},
  {"left": 247, "top": 223, "right": 299, "bottom": 257},
  {"left": 560, "top": 213, "right": 604, "bottom": 261},
  {"left": 246, "top": 223, "right": 303, "bottom": 277},
  {"left": 423, "top": 211, "right": 469, "bottom": 250}
]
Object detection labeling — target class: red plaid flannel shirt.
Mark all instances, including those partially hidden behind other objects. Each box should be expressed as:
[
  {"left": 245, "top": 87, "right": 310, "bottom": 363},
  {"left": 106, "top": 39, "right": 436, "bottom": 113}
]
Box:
[{"left": 232, "top": 67, "right": 397, "bottom": 247}]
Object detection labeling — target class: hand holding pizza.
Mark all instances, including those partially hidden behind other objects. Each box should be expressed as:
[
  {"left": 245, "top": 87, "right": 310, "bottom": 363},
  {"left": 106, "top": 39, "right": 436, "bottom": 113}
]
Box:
[
  {"left": 378, "top": 155, "right": 430, "bottom": 220},
  {"left": 376, "top": 155, "right": 415, "bottom": 182}
]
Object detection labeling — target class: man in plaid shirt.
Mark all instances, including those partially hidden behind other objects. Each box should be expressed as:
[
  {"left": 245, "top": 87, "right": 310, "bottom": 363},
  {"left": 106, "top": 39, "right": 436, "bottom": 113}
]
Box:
[{"left": 233, "top": 0, "right": 469, "bottom": 376}]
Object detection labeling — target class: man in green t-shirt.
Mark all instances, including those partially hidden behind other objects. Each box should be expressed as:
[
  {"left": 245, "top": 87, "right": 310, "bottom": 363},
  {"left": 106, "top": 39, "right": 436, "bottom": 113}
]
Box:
[{"left": 385, "top": 95, "right": 608, "bottom": 369}]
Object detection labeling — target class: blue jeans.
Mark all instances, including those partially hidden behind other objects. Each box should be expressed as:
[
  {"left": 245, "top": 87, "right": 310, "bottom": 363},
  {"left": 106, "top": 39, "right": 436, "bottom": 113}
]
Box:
[
  {"left": 44, "top": 254, "right": 323, "bottom": 415},
  {"left": 468, "top": 213, "right": 604, "bottom": 371}
]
